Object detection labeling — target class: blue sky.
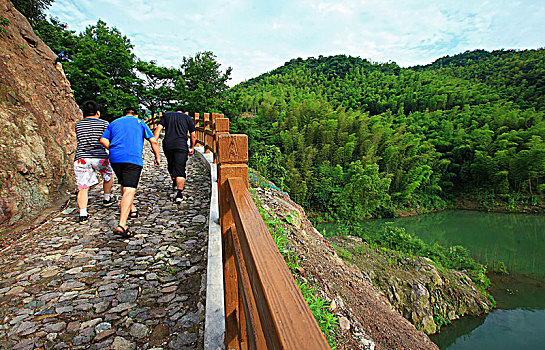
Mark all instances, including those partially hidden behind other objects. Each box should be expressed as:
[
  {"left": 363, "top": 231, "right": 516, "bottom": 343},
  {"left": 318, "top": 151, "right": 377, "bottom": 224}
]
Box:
[{"left": 46, "top": 0, "right": 545, "bottom": 85}]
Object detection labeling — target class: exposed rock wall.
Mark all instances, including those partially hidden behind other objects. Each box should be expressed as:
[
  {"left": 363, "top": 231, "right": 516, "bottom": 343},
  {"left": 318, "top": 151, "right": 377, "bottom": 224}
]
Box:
[{"left": 0, "top": 0, "right": 79, "bottom": 232}]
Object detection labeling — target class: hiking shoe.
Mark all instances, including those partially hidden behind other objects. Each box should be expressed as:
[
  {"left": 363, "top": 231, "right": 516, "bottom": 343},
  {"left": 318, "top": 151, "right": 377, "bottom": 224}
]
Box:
[
  {"left": 175, "top": 191, "right": 183, "bottom": 204},
  {"left": 103, "top": 196, "right": 117, "bottom": 207},
  {"left": 78, "top": 215, "right": 88, "bottom": 224}
]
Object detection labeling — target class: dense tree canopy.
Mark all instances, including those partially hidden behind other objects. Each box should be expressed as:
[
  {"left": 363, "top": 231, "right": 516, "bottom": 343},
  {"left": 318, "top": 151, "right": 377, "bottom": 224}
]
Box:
[
  {"left": 135, "top": 60, "right": 180, "bottom": 116},
  {"left": 62, "top": 20, "right": 139, "bottom": 120},
  {"left": 12, "top": 0, "right": 54, "bottom": 25},
  {"left": 179, "top": 51, "right": 232, "bottom": 114},
  {"left": 229, "top": 51, "right": 545, "bottom": 221},
  {"left": 27, "top": 14, "right": 232, "bottom": 120}
]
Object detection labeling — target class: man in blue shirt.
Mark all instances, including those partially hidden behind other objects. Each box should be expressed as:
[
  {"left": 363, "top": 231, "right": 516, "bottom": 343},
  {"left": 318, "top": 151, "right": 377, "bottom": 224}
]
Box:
[{"left": 100, "top": 107, "right": 161, "bottom": 238}]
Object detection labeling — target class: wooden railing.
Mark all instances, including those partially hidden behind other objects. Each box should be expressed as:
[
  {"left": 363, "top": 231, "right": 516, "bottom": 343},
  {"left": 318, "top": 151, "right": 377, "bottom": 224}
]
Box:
[
  {"left": 146, "top": 112, "right": 330, "bottom": 350},
  {"left": 145, "top": 112, "right": 161, "bottom": 130}
]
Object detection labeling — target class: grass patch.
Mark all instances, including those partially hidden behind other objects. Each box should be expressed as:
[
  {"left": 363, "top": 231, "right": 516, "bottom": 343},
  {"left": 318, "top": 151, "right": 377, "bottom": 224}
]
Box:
[{"left": 0, "top": 16, "right": 10, "bottom": 33}]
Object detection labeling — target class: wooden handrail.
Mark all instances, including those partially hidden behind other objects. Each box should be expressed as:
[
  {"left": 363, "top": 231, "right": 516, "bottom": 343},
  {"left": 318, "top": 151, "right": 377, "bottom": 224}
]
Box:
[
  {"left": 213, "top": 116, "right": 331, "bottom": 349},
  {"left": 228, "top": 177, "right": 330, "bottom": 349},
  {"left": 204, "top": 113, "right": 211, "bottom": 153},
  {"left": 144, "top": 112, "right": 162, "bottom": 130},
  {"left": 215, "top": 132, "right": 329, "bottom": 349}
]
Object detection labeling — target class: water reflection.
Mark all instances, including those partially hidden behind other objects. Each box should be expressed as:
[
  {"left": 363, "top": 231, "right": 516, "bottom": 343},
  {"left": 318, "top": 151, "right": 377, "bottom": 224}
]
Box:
[
  {"left": 432, "top": 309, "right": 545, "bottom": 350},
  {"left": 488, "top": 273, "right": 545, "bottom": 310},
  {"left": 318, "top": 210, "right": 545, "bottom": 276},
  {"left": 429, "top": 315, "right": 485, "bottom": 349}
]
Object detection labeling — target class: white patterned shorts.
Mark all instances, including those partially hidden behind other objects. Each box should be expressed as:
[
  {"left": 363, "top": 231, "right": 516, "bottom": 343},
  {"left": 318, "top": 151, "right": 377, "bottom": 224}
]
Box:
[{"left": 74, "top": 158, "right": 114, "bottom": 191}]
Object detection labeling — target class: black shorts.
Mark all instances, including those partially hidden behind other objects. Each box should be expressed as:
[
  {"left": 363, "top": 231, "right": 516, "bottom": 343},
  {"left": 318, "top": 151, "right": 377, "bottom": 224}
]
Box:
[
  {"left": 111, "top": 163, "right": 143, "bottom": 188},
  {"left": 164, "top": 149, "right": 188, "bottom": 178}
]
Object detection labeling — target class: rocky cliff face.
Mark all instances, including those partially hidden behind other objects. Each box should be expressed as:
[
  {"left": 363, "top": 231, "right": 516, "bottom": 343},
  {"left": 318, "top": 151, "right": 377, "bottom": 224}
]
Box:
[
  {"left": 328, "top": 235, "right": 492, "bottom": 334},
  {"left": 0, "top": 0, "right": 79, "bottom": 233}
]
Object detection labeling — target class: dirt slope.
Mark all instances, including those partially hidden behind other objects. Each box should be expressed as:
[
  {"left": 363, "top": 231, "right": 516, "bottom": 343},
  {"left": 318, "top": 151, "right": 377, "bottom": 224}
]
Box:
[{"left": 252, "top": 185, "right": 439, "bottom": 350}]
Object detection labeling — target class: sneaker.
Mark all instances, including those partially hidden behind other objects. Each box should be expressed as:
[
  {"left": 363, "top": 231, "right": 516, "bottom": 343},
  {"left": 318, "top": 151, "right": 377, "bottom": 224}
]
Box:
[
  {"left": 175, "top": 191, "right": 183, "bottom": 204},
  {"left": 78, "top": 215, "right": 88, "bottom": 224},
  {"left": 103, "top": 196, "right": 117, "bottom": 207}
]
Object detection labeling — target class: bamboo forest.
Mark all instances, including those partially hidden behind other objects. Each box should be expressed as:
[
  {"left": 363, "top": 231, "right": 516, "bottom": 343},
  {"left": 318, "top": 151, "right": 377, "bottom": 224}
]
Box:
[{"left": 228, "top": 49, "right": 545, "bottom": 222}]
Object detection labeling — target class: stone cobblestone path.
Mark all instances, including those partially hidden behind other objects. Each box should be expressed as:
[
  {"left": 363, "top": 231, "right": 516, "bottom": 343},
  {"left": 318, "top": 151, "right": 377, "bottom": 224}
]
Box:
[{"left": 0, "top": 143, "right": 211, "bottom": 350}]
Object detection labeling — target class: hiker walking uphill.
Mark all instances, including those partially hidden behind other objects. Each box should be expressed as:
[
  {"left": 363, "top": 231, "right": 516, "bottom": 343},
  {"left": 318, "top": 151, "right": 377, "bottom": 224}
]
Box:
[
  {"left": 100, "top": 107, "right": 161, "bottom": 238},
  {"left": 74, "top": 100, "right": 115, "bottom": 224},
  {"left": 154, "top": 107, "right": 196, "bottom": 203}
]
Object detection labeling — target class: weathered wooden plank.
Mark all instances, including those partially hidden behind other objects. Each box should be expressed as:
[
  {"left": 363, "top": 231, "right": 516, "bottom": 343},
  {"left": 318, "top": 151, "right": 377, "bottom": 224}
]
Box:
[
  {"left": 223, "top": 219, "right": 240, "bottom": 350},
  {"left": 230, "top": 222, "right": 267, "bottom": 350},
  {"left": 216, "top": 118, "right": 229, "bottom": 133},
  {"left": 227, "top": 178, "right": 330, "bottom": 350}
]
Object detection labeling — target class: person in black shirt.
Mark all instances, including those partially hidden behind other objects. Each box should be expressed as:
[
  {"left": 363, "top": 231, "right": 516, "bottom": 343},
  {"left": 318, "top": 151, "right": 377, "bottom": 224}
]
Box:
[{"left": 154, "top": 107, "right": 196, "bottom": 203}]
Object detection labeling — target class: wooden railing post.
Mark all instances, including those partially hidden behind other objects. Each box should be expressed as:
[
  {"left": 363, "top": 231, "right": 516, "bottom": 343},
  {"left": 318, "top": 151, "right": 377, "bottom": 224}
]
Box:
[
  {"left": 157, "top": 112, "right": 162, "bottom": 128},
  {"left": 214, "top": 116, "right": 229, "bottom": 164},
  {"left": 217, "top": 134, "right": 249, "bottom": 350},
  {"left": 151, "top": 113, "right": 156, "bottom": 130},
  {"left": 214, "top": 114, "right": 224, "bottom": 155},
  {"left": 194, "top": 113, "right": 201, "bottom": 146},
  {"left": 193, "top": 112, "right": 196, "bottom": 141},
  {"left": 211, "top": 113, "right": 218, "bottom": 154},
  {"left": 204, "top": 113, "right": 211, "bottom": 153}
]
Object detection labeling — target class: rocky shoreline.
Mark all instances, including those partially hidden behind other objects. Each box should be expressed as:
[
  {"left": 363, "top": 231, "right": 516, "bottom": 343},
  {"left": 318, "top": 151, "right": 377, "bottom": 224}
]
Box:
[{"left": 328, "top": 235, "right": 492, "bottom": 335}]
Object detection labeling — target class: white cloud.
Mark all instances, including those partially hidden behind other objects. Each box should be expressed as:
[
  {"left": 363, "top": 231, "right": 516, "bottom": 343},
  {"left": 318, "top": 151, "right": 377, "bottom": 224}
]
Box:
[
  {"left": 313, "top": 2, "right": 354, "bottom": 16},
  {"left": 47, "top": 0, "right": 545, "bottom": 85}
]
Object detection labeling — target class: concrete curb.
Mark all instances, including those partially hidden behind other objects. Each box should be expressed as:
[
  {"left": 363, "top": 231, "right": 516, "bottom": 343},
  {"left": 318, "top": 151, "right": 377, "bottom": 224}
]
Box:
[{"left": 194, "top": 146, "right": 225, "bottom": 350}]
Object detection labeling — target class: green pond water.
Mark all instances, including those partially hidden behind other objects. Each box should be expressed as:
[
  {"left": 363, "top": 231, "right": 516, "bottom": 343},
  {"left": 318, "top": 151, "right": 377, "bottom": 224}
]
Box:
[{"left": 316, "top": 210, "right": 545, "bottom": 349}]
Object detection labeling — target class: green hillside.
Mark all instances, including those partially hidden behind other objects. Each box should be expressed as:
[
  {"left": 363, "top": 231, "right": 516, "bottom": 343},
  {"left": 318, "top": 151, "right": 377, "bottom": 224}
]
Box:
[{"left": 228, "top": 49, "right": 545, "bottom": 221}]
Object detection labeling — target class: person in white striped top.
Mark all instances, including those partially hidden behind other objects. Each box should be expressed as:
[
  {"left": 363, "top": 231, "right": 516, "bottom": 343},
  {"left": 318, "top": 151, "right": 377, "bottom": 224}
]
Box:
[{"left": 74, "top": 100, "right": 115, "bottom": 224}]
